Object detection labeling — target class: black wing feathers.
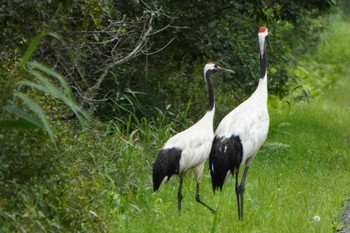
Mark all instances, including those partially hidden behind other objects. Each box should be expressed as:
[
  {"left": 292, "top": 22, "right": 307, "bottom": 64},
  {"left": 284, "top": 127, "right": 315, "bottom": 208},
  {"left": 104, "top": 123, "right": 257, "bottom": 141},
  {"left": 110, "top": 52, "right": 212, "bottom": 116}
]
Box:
[
  {"left": 152, "top": 148, "right": 182, "bottom": 191},
  {"left": 209, "top": 135, "right": 243, "bottom": 192}
]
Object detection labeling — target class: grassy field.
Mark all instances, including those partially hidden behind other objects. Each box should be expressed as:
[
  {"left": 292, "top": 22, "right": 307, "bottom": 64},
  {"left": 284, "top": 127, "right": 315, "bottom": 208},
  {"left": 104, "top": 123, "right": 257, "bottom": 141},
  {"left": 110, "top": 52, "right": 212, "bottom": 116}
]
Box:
[
  {"left": 113, "top": 16, "right": 350, "bottom": 233},
  {"left": 1, "top": 12, "right": 350, "bottom": 233}
]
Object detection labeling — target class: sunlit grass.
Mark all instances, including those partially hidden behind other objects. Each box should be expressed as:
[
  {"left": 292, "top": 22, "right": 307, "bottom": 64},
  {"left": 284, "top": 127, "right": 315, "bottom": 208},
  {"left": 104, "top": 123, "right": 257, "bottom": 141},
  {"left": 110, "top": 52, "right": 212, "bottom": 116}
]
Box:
[{"left": 114, "top": 98, "right": 350, "bottom": 232}]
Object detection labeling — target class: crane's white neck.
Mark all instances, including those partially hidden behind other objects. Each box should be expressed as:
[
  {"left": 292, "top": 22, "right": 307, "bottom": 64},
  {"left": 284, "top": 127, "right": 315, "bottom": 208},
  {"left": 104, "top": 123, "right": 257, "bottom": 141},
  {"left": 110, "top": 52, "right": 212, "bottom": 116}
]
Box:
[
  {"left": 201, "top": 104, "right": 215, "bottom": 129},
  {"left": 255, "top": 73, "right": 268, "bottom": 102}
]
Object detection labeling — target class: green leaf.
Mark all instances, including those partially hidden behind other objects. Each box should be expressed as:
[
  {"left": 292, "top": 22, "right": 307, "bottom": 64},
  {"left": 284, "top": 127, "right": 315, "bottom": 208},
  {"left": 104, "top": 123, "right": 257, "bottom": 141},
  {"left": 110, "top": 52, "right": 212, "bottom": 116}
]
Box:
[
  {"left": 14, "top": 93, "right": 56, "bottom": 146},
  {"left": 0, "top": 119, "right": 40, "bottom": 129},
  {"left": 22, "top": 63, "right": 90, "bottom": 124},
  {"left": 28, "top": 61, "right": 71, "bottom": 95},
  {"left": 5, "top": 105, "right": 44, "bottom": 129},
  {"left": 47, "top": 32, "right": 64, "bottom": 42},
  {"left": 18, "top": 80, "right": 51, "bottom": 95},
  {"left": 23, "top": 71, "right": 64, "bottom": 98},
  {"left": 21, "top": 30, "right": 47, "bottom": 67}
]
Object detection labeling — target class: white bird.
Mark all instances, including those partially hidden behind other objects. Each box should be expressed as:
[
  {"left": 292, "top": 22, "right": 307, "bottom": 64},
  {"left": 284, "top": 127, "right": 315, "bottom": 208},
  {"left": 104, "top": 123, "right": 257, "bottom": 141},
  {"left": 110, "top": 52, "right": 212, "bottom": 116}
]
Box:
[
  {"left": 209, "top": 26, "right": 270, "bottom": 220},
  {"left": 153, "top": 62, "right": 234, "bottom": 213}
]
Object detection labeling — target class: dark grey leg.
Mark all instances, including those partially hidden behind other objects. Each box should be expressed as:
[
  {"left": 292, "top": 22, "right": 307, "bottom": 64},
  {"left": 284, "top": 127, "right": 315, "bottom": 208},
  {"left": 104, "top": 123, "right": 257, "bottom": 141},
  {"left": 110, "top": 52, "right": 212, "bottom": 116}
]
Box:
[
  {"left": 195, "top": 183, "right": 216, "bottom": 213},
  {"left": 178, "top": 177, "right": 184, "bottom": 212},
  {"left": 238, "top": 166, "right": 250, "bottom": 220},
  {"left": 235, "top": 170, "right": 241, "bottom": 219}
]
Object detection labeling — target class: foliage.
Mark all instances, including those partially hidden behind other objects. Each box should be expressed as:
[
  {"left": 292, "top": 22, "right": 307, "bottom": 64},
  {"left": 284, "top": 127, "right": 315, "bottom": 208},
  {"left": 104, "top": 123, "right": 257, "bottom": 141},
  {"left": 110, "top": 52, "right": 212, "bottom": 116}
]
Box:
[
  {"left": 1, "top": 0, "right": 335, "bottom": 121},
  {"left": 0, "top": 109, "right": 189, "bottom": 231},
  {"left": 283, "top": 12, "right": 349, "bottom": 109},
  {"left": 0, "top": 62, "right": 90, "bottom": 227},
  {"left": 2, "top": 57, "right": 90, "bottom": 148},
  {"left": 1, "top": 1, "right": 347, "bottom": 232},
  {"left": 114, "top": 0, "right": 334, "bottom": 116}
]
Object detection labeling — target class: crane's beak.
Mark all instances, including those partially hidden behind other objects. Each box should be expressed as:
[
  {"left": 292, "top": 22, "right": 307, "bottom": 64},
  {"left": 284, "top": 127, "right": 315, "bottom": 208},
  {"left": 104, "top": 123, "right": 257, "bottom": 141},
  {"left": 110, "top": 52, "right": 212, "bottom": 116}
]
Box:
[{"left": 218, "top": 66, "right": 235, "bottom": 73}]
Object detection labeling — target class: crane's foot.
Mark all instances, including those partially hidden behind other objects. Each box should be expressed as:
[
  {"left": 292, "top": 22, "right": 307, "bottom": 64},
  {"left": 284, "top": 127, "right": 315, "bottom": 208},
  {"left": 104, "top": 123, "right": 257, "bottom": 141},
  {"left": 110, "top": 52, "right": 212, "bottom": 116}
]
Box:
[
  {"left": 196, "top": 193, "right": 216, "bottom": 213},
  {"left": 195, "top": 183, "right": 216, "bottom": 213}
]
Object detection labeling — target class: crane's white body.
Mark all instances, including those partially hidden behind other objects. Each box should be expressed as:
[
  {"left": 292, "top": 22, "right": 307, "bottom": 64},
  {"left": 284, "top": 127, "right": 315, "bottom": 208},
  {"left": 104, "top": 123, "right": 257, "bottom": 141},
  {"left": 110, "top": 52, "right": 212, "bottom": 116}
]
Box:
[
  {"left": 208, "top": 26, "right": 270, "bottom": 220},
  {"left": 153, "top": 62, "right": 233, "bottom": 213},
  {"left": 215, "top": 76, "right": 269, "bottom": 167},
  {"left": 164, "top": 108, "right": 215, "bottom": 179}
]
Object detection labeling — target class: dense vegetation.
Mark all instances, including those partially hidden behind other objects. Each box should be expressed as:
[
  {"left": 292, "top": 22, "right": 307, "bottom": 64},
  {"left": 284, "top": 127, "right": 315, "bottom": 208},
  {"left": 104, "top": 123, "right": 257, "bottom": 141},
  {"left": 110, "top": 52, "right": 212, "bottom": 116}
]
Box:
[
  {"left": 1, "top": 0, "right": 335, "bottom": 119},
  {"left": 1, "top": 0, "right": 349, "bottom": 232}
]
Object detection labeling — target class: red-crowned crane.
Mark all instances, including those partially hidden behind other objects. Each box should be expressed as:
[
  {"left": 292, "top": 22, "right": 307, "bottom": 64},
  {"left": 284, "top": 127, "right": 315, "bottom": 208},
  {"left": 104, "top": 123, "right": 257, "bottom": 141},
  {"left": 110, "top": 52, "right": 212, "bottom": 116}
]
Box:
[
  {"left": 153, "top": 62, "right": 234, "bottom": 213},
  {"left": 209, "top": 26, "right": 270, "bottom": 220}
]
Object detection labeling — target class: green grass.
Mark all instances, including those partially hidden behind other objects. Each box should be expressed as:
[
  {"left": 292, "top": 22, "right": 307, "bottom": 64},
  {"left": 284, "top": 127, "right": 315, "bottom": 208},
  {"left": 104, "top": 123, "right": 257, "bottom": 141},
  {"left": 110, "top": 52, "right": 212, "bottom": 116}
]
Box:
[
  {"left": 112, "top": 16, "right": 350, "bottom": 233},
  {"left": 112, "top": 101, "right": 350, "bottom": 233}
]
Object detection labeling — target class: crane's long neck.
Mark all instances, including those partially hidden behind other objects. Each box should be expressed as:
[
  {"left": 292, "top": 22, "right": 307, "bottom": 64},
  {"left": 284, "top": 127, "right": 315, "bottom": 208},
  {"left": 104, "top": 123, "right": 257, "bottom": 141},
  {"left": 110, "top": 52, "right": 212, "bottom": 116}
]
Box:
[
  {"left": 260, "top": 48, "right": 267, "bottom": 80},
  {"left": 255, "top": 38, "right": 268, "bottom": 101},
  {"left": 205, "top": 72, "right": 215, "bottom": 112}
]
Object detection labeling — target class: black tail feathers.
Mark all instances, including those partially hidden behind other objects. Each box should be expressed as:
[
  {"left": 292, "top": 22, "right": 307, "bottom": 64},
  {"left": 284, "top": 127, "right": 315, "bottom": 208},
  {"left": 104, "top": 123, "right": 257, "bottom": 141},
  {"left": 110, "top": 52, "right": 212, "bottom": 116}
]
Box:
[
  {"left": 209, "top": 135, "right": 243, "bottom": 192},
  {"left": 152, "top": 148, "right": 182, "bottom": 191}
]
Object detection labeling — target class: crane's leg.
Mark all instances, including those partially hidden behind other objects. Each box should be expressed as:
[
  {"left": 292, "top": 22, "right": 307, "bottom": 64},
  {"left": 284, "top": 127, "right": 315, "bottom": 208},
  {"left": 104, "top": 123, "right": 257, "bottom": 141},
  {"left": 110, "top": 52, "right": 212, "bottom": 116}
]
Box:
[
  {"left": 178, "top": 176, "right": 184, "bottom": 213},
  {"left": 238, "top": 166, "right": 250, "bottom": 220},
  {"left": 234, "top": 170, "right": 241, "bottom": 219},
  {"left": 195, "top": 183, "right": 216, "bottom": 213},
  {"left": 194, "top": 163, "right": 216, "bottom": 213}
]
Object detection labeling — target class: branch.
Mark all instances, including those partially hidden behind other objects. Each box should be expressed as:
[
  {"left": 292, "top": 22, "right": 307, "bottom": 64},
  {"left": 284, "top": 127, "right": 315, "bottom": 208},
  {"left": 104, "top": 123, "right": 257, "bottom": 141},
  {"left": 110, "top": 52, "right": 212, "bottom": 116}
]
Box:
[
  {"left": 144, "top": 37, "right": 175, "bottom": 55},
  {"left": 79, "top": 15, "right": 174, "bottom": 108},
  {"left": 100, "top": 17, "right": 154, "bottom": 72}
]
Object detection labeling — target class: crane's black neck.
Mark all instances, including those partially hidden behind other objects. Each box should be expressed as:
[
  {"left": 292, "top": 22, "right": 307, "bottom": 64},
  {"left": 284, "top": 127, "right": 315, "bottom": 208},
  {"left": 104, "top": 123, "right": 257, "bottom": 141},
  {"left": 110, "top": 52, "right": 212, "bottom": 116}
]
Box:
[
  {"left": 260, "top": 44, "right": 267, "bottom": 79},
  {"left": 205, "top": 71, "right": 215, "bottom": 111}
]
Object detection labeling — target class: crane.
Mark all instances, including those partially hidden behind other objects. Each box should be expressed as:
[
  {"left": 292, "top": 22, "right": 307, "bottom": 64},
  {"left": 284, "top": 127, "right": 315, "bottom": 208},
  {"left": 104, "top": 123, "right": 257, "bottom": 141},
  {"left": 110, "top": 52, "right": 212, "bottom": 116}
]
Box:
[
  {"left": 209, "top": 26, "right": 270, "bottom": 220},
  {"left": 153, "top": 62, "right": 234, "bottom": 213}
]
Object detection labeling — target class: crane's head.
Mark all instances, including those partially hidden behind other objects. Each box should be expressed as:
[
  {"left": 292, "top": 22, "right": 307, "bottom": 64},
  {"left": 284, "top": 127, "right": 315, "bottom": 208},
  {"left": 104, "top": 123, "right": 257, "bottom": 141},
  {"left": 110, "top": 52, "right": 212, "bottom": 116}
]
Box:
[
  {"left": 258, "top": 26, "right": 269, "bottom": 55},
  {"left": 259, "top": 26, "right": 269, "bottom": 36},
  {"left": 204, "top": 62, "right": 234, "bottom": 79}
]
